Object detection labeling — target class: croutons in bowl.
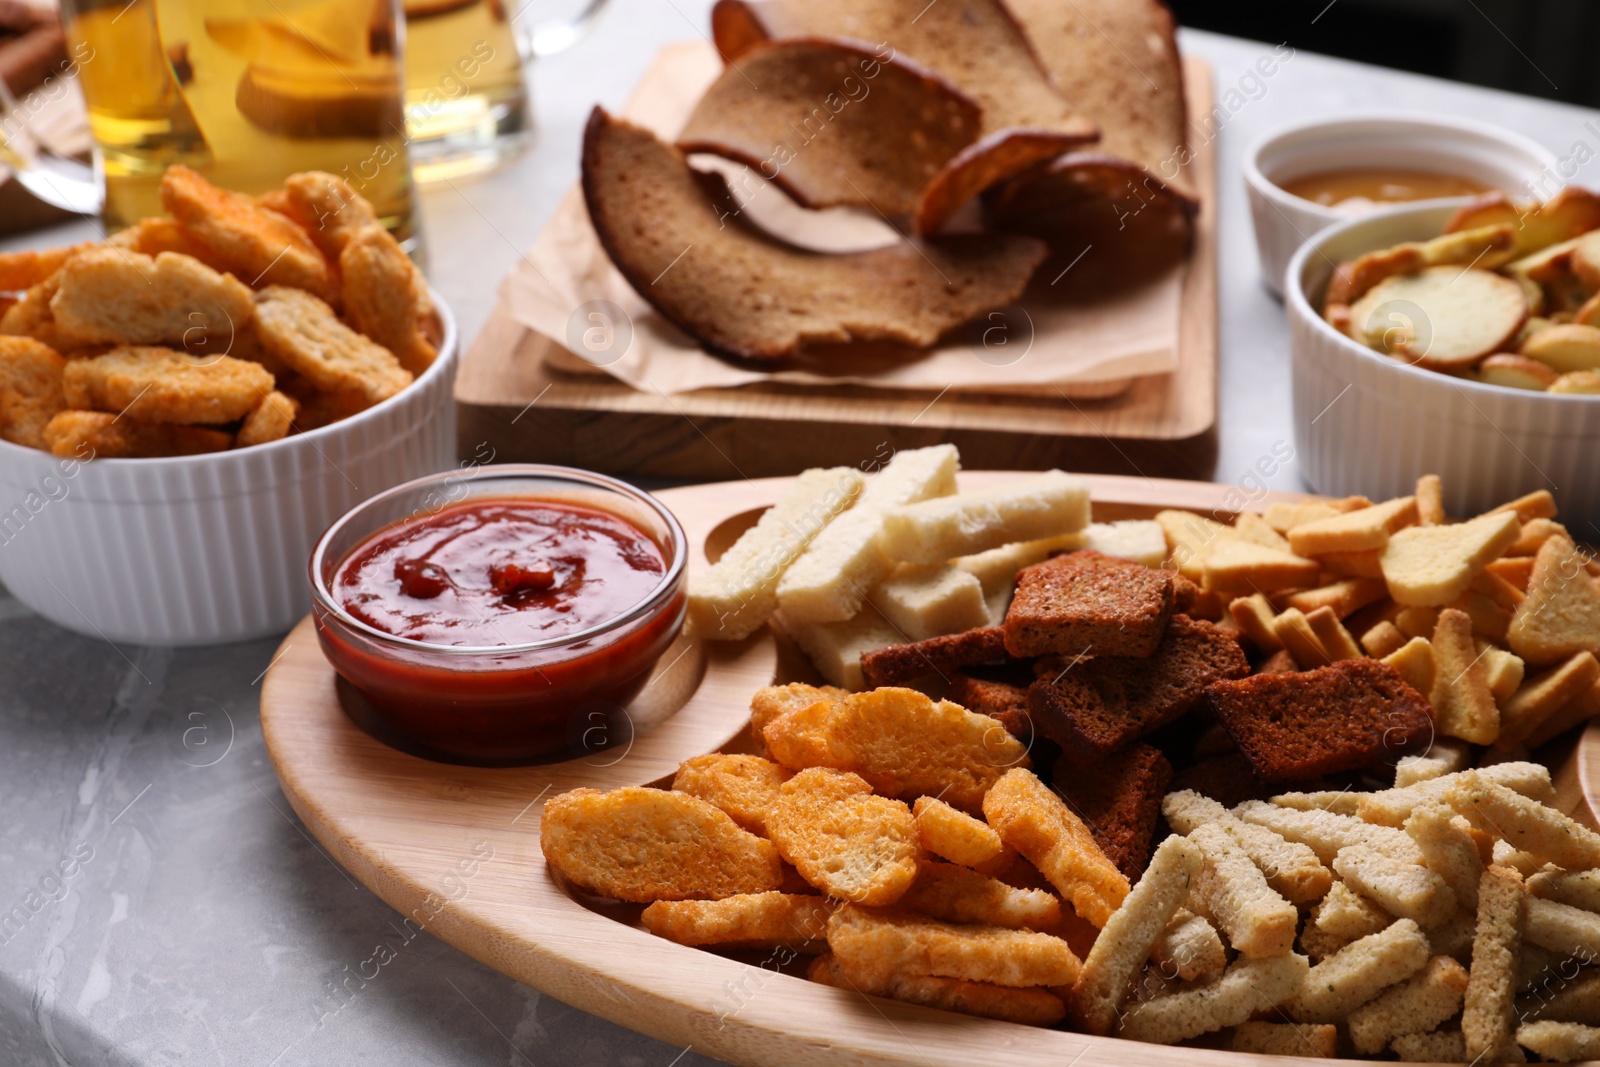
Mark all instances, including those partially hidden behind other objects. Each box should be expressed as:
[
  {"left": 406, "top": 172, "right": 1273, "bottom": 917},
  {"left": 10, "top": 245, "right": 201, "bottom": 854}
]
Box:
[{"left": 1286, "top": 197, "right": 1600, "bottom": 538}]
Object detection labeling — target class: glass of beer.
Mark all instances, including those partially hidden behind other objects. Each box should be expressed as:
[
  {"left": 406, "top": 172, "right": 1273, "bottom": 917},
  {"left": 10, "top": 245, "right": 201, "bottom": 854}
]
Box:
[
  {"left": 401, "top": 0, "right": 611, "bottom": 183},
  {"left": 14, "top": 0, "right": 417, "bottom": 242}
]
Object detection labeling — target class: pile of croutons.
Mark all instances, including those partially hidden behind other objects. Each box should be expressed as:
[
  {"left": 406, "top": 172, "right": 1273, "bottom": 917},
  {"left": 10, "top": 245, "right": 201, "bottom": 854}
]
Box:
[{"left": 0, "top": 166, "right": 437, "bottom": 458}]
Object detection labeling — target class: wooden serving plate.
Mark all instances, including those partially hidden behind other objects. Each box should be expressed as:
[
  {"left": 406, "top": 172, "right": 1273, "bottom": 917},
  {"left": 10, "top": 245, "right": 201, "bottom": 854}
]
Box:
[{"left": 261, "top": 473, "right": 1600, "bottom": 1067}]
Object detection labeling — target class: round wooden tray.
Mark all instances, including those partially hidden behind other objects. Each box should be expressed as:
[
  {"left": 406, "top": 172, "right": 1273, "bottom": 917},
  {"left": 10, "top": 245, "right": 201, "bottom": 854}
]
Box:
[{"left": 261, "top": 473, "right": 1600, "bottom": 1067}]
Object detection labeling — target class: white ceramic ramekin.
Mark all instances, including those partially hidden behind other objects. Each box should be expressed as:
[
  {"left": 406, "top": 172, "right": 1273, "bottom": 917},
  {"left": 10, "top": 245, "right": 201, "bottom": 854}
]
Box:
[
  {"left": 1287, "top": 204, "right": 1600, "bottom": 535},
  {"left": 0, "top": 295, "right": 459, "bottom": 646},
  {"left": 1246, "top": 113, "right": 1560, "bottom": 297}
]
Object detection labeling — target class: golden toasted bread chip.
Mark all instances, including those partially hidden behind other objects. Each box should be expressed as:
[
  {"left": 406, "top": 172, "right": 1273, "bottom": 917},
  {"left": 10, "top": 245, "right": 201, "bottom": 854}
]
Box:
[
  {"left": 1313, "top": 880, "right": 1393, "bottom": 942},
  {"left": 1235, "top": 799, "right": 1423, "bottom": 864},
  {"left": 1188, "top": 821, "right": 1299, "bottom": 958},
  {"left": 898, "top": 860, "right": 1060, "bottom": 930},
  {"left": 1161, "top": 790, "right": 1331, "bottom": 904},
  {"left": 159, "top": 166, "right": 336, "bottom": 303},
  {"left": 1525, "top": 679, "right": 1600, "bottom": 748},
  {"left": 49, "top": 249, "right": 255, "bottom": 348},
  {"left": 0, "top": 242, "right": 94, "bottom": 292},
  {"left": 826, "top": 903, "right": 1081, "bottom": 987},
  {"left": 235, "top": 390, "right": 298, "bottom": 448},
  {"left": 1396, "top": 738, "right": 1472, "bottom": 788},
  {"left": 1288, "top": 496, "right": 1419, "bottom": 557},
  {"left": 672, "top": 753, "right": 792, "bottom": 836},
  {"left": 710, "top": 0, "right": 1094, "bottom": 140},
  {"left": 41, "top": 410, "right": 232, "bottom": 458},
  {"left": 1449, "top": 773, "right": 1600, "bottom": 870},
  {"left": 1447, "top": 187, "right": 1600, "bottom": 257},
  {"left": 0, "top": 335, "right": 66, "bottom": 449},
  {"left": 1201, "top": 538, "right": 1321, "bottom": 596},
  {"left": 1429, "top": 607, "right": 1501, "bottom": 744},
  {"left": 1408, "top": 802, "right": 1486, "bottom": 912},
  {"left": 339, "top": 225, "right": 438, "bottom": 376},
  {"left": 1508, "top": 516, "right": 1567, "bottom": 557},
  {"left": 677, "top": 38, "right": 982, "bottom": 221},
  {"left": 1329, "top": 224, "right": 1517, "bottom": 305},
  {"left": 766, "top": 768, "right": 921, "bottom": 905},
  {"left": 1271, "top": 606, "right": 1331, "bottom": 668},
  {"left": 982, "top": 768, "right": 1129, "bottom": 928},
  {"left": 809, "top": 952, "right": 1067, "bottom": 1025},
  {"left": 253, "top": 286, "right": 412, "bottom": 405},
  {"left": 1119, "top": 952, "right": 1308, "bottom": 1044},
  {"left": 1481, "top": 353, "right": 1560, "bottom": 390},
  {"left": 1334, "top": 844, "right": 1458, "bottom": 928},
  {"left": 763, "top": 697, "right": 848, "bottom": 772},
  {"left": 63, "top": 347, "right": 274, "bottom": 425},
  {"left": 1524, "top": 896, "right": 1600, "bottom": 959},
  {"left": 1381, "top": 510, "right": 1522, "bottom": 607},
  {"left": 1229, "top": 593, "right": 1283, "bottom": 652},
  {"left": 1417, "top": 473, "right": 1447, "bottom": 525},
  {"left": 1069, "top": 834, "right": 1201, "bottom": 1035},
  {"left": 1287, "top": 918, "right": 1432, "bottom": 1023},
  {"left": 823, "top": 687, "right": 1027, "bottom": 813},
  {"left": 1518, "top": 1020, "right": 1600, "bottom": 1062},
  {"left": 1521, "top": 322, "right": 1600, "bottom": 374},
  {"left": 1497, "top": 652, "right": 1600, "bottom": 751},
  {"left": 1284, "top": 576, "right": 1390, "bottom": 620},
  {"left": 641, "top": 892, "right": 834, "bottom": 951},
  {"left": 914, "top": 129, "right": 1094, "bottom": 235},
  {"left": 1357, "top": 762, "right": 1552, "bottom": 828},
  {"left": 1550, "top": 369, "right": 1600, "bottom": 393},
  {"left": 1363, "top": 620, "right": 1407, "bottom": 658},
  {"left": 581, "top": 108, "right": 1047, "bottom": 360},
  {"left": 1348, "top": 954, "right": 1471, "bottom": 1055},
  {"left": 912, "top": 795, "right": 1004, "bottom": 870},
  {"left": 1348, "top": 265, "right": 1528, "bottom": 370},
  {"left": 1150, "top": 908, "right": 1226, "bottom": 982},
  {"left": 749, "top": 682, "right": 848, "bottom": 755},
  {"left": 108, "top": 217, "right": 233, "bottom": 272},
  {"left": 1463, "top": 865, "right": 1526, "bottom": 1064},
  {"left": 1509, "top": 534, "right": 1600, "bottom": 666},
  {"left": 280, "top": 171, "right": 381, "bottom": 258},
  {"left": 1516, "top": 965, "right": 1600, "bottom": 1024},
  {"left": 539, "top": 786, "right": 783, "bottom": 902}
]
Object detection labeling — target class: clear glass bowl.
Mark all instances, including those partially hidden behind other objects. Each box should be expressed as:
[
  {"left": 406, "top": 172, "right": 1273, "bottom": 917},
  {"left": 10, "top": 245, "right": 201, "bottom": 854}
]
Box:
[{"left": 308, "top": 464, "right": 687, "bottom": 764}]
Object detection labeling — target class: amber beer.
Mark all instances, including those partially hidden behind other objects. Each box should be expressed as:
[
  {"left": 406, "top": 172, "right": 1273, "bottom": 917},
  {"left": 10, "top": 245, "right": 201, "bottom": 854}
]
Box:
[
  {"left": 59, "top": 0, "right": 416, "bottom": 240},
  {"left": 401, "top": 0, "right": 530, "bottom": 181}
]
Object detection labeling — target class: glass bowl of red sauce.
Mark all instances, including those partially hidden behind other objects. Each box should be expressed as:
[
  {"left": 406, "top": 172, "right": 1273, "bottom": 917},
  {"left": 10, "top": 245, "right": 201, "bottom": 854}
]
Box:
[{"left": 309, "top": 465, "right": 688, "bottom": 764}]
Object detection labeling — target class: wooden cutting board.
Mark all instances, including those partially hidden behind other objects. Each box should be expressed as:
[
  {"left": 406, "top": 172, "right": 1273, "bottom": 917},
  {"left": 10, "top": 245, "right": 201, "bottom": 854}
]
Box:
[
  {"left": 259, "top": 473, "right": 1600, "bottom": 1067},
  {"left": 454, "top": 58, "right": 1220, "bottom": 482}
]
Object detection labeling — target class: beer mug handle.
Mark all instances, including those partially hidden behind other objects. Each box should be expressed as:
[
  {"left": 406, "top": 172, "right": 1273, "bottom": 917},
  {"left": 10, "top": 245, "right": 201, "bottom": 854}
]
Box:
[{"left": 518, "top": 0, "right": 611, "bottom": 59}]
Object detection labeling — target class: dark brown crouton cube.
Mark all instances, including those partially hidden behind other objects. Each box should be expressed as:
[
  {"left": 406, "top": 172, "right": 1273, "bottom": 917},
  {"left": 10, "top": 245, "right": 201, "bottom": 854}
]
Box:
[
  {"left": 1052, "top": 743, "right": 1172, "bottom": 880},
  {"left": 1003, "top": 549, "right": 1173, "bottom": 659}
]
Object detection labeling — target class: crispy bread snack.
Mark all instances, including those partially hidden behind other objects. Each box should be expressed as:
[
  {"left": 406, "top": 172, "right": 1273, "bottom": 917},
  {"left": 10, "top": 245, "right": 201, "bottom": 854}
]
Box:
[
  {"left": 1119, "top": 952, "right": 1309, "bottom": 1044},
  {"left": 50, "top": 248, "right": 256, "bottom": 347},
  {"left": 672, "top": 753, "right": 793, "bottom": 835},
  {"left": 280, "top": 171, "right": 380, "bottom": 258},
  {"left": 1463, "top": 866, "right": 1526, "bottom": 1064},
  {"left": 1150, "top": 908, "right": 1226, "bottom": 983},
  {"left": 0, "top": 242, "right": 94, "bottom": 292},
  {"left": 1380, "top": 511, "right": 1522, "bottom": 607},
  {"left": 677, "top": 39, "right": 981, "bottom": 220},
  {"left": 869, "top": 564, "right": 988, "bottom": 641},
  {"left": 1348, "top": 954, "right": 1471, "bottom": 1054},
  {"left": 1334, "top": 844, "right": 1457, "bottom": 928},
  {"left": 1003, "top": 549, "right": 1173, "bottom": 659},
  {"left": 1202, "top": 538, "right": 1321, "bottom": 595},
  {"left": 1289, "top": 496, "right": 1418, "bottom": 556},
  {"left": 1498, "top": 652, "right": 1600, "bottom": 750},
  {"left": 1188, "top": 821, "right": 1299, "bottom": 958},
  {"left": 809, "top": 951, "right": 1067, "bottom": 1025},
  {"left": 40, "top": 410, "right": 232, "bottom": 458},
  {"left": 859, "top": 626, "right": 1008, "bottom": 689},
  {"left": 692, "top": 468, "right": 863, "bottom": 641},
  {"left": 1236, "top": 800, "right": 1423, "bottom": 865},
  {"left": 1288, "top": 918, "right": 1432, "bottom": 1023},
  {"left": 1069, "top": 834, "right": 1201, "bottom": 1035},
  {"left": 912, "top": 795, "right": 1004, "bottom": 870},
  {"left": 827, "top": 903, "right": 1081, "bottom": 987},
  {"left": 1053, "top": 743, "right": 1172, "bottom": 880},
  {"left": 1448, "top": 773, "right": 1600, "bottom": 871},
  {"left": 539, "top": 787, "right": 783, "bottom": 902},
  {"left": 64, "top": 347, "right": 274, "bottom": 425},
  {"left": 898, "top": 860, "right": 1060, "bottom": 930},
  {"left": 234, "top": 390, "right": 298, "bottom": 448},
  {"left": 1029, "top": 615, "right": 1249, "bottom": 760},
  {"left": 1518, "top": 1020, "right": 1600, "bottom": 1062},
  {"left": 1524, "top": 896, "right": 1600, "bottom": 958},
  {"left": 913, "top": 129, "right": 1093, "bottom": 235},
  {"left": 340, "top": 225, "right": 438, "bottom": 377},
  {"left": 763, "top": 698, "right": 849, "bottom": 772},
  {"left": 1509, "top": 534, "right": 1600, "bottom": 666},
  {"left": 1232, "top": 1022, "right": 1339, "bottom": 1058},
  {"left": 641, "top": 892, "right": 834, "bottom": 951},
  {"left": 749, "top": 682, "right": 847, "bottom": 752},
  {"left": 766, "top": 768, "right": 921, "bottom": 905},
  {"left": 581, "top": 109, "right": 1047, "bottom": 360},
  {"left": 1161, "top": 790, "right": 1331, "bottom": 904},
  {"left": 159, "top": 165, "right": 337, "bottom": 303},
  {"left": 0, "top": 335, "right": 66, "bottom": 449},
  {"left": 881, "top": 470, "right": 1090, "bottom": 566},
  {"left": 1349, "top": 266, "right": 1527, "bottom": 369},
  {"left": 823, "top": 687, "right": 1027, "bottom": 812},
  {"left": 253, "top": 286, "right": 413, "bottom": 405},
  {"left": 982, "top": 768, "right": 1129, "bottom": 928},
  {"left": 1526, "top": 868, "right": 1600, "bottom": 913}
]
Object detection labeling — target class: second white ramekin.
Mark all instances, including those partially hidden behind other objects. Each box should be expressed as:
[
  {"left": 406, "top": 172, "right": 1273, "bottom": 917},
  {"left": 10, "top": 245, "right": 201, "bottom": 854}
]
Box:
[
  {"left": 1246, "top": 113, "right": 1560, "bottom": 297},
  {"left": 1287, "top": 204, "right": 1600, "bottom": 536},
  {"left": 0, "top": 295, "right": 460, "bottom": 646}
]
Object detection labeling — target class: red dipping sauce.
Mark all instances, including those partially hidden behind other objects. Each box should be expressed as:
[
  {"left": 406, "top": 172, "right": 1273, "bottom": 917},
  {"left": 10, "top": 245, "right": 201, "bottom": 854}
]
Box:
[
  {"left": 310, "top": 470, "right": 687, "bottom": 765},
  {"left": 334, "top": 501, "right": 666, "bottom": 647}
]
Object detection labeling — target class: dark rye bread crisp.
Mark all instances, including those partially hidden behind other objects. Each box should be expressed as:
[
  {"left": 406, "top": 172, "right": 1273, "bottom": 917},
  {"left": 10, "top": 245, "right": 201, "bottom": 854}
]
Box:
[
  {"left": 1003, "top": 549, "right": 1174, "bottom": 659},
  {"left": 1029, "top": 614, "right": 1249, "bottom": 761},
  {"left": 1170, "top": 751, "right": 1277, "bottom": 809},
  {"left": 581, "top": 108, "right": 1048, "bottom": 361},
  {"left": 859, "top": 627, "right": 1009, "bottom": 688},
  {"left": 677, "top": 39, "right": 982, "bottom": 220},
  {"left": 1052, "top": 743, "right": 1172, "bottom": 880},
  {"left": 1254, "top": 648, "right": 1300, "bottom": 675},
  {"left": 1207, "top": 658, "right": 1434, "bottom": 781},
  {"left": 947, "top": 672, "right": 1031, "bottom": 740}
]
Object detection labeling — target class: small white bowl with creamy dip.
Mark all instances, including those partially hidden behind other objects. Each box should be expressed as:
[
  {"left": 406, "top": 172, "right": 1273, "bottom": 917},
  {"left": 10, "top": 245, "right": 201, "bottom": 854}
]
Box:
[{"left": 1244, "top": 113, "right": 1560, "bottom": 297}]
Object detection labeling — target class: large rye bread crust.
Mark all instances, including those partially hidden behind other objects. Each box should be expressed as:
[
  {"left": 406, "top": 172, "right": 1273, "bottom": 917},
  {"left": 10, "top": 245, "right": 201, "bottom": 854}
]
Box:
[{"left": 581, "top": 109, "right": 1048, "bottom": 360}]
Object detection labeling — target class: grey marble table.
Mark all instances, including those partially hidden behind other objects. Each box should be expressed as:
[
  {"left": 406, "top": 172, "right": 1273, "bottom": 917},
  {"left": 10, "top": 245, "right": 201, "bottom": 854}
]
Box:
[{"left": 3, "top": 11, "right": 1600, "bottom": 1065}]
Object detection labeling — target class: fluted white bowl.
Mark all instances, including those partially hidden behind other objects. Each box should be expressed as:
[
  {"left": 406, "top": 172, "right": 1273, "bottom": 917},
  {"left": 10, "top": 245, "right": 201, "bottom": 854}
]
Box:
[
  {"left": 0, "top": 293, "right": 458, "bottom": 646},
  {"left": 1246, "top": 113, "right": 1559, "bottom": 297},
  {"left": 1287, "top": 204, "right": 1600, "bottom": 536}
]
